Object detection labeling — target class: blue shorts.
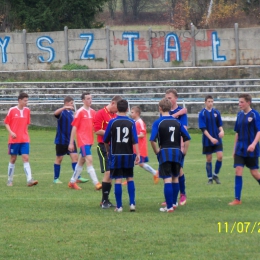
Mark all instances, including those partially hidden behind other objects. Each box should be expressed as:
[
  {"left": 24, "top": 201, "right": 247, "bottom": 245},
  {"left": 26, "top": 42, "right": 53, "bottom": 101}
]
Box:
[
  {"left": 8, "top": 143, "right": 30, "bottom": 155},
  {"left": 80, "top": 145, "right": 92, "bottom": 157}
]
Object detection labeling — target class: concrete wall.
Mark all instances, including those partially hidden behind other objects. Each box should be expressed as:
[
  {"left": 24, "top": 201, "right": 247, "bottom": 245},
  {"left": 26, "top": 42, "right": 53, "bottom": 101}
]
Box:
[{"left": 1, "top": 25, "right": 260, "bottom": 70}]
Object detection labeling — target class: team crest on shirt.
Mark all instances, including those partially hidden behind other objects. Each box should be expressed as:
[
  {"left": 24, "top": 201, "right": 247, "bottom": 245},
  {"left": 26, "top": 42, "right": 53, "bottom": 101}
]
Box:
[
  {"left": 214, "top": 113, "right": 217, "bottom": 117},
  {"left": 248, "top": 117, "right": 253, "bottom": 122}
]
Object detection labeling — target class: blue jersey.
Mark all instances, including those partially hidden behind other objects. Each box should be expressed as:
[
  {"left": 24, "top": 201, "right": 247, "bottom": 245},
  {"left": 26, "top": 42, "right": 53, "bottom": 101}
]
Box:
[
  {"left": 150, "top": 116, "right": 191, "bottom": 165},
  {"left": 54, "top": 109, "right": 74, "bottom": 145},
  {"left": 103, "top": 116, "right": 138, "bottom": 169},
  {"left": 169, "top": 106, "right": 188, "bottom": 126},
  {"left": 234, "top": 109, "right": 260, "bottom": 157},
  {"left": 198, "top": 108, "right": 223, "bottom": 147}
]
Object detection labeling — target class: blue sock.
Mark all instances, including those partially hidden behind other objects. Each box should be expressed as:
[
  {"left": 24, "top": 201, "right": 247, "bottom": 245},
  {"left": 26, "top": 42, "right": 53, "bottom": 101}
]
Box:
[
  {"left": 235, "top": 176, "right": 243, "bottom": 200},
  {"left": 257, "top": 179, "right": 260, "bottom": 185},
  {"left": 206, "top": 162, "right": 212, "bottom": 178},
  {"left": 172, "top": 183, "right": 180, "bottom": 205},
  {"left": 114, "top": 183, "right": 122, "bottom": 208},
  {"left": 54, "top": 164, "right": 60, "bottom": 180},
  {"left": 127, "top": 180, "right": 135, "bottom": 205},
  {"left": 179, "top": 174, "right": 185, "bottom": 195},
  {"left": 72, "top": 162, "right": 77, "bottom": 171},
  {"left": 214, "top": 160, "right": 222, "bottom": 175},
  {"left": 164, "top": 183, "right": 173, "bottom": 209}
]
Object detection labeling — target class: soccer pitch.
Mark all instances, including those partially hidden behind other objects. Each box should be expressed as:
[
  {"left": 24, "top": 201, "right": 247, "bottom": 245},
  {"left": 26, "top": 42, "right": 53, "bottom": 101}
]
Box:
[{"left": 0, "top": 127, "right": 259, "bottom": 260}]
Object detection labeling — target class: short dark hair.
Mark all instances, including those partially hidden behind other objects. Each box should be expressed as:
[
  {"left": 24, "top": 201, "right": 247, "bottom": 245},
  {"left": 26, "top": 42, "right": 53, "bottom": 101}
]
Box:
[
  {"left": 165, "top": 88, "right": 178, "bottom": 98},
  {"left": 64, "top": 96, "right": 74, "bottom": 103},
  {"left": 81, "top": 92, "right": 91, "bottom": 100},
  {"left": 205, "top": 95, "right": 213, "bottom": 102},
  {"left": 239, "top": 93, "right": 252, "bottom": 103},
  {"left": 159, "top": 98, "right": 171, "bottom": 112},
  {"left": 131, "top": 106, "right": 141, "bottom": 115},
  {"left": 111, "top": 95, "right": 122, "bottom": 103},
  {"left": 117, "top": 99, "right": 128, "bottom": 112},
  {"left": 18, "top": 93, "right": 29, "bottom": 100}
]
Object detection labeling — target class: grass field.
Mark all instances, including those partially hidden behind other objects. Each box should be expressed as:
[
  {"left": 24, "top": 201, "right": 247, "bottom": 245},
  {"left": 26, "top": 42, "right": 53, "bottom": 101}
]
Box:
[{"left": 0, "top": 127, "right": 259, "bottom": 260}]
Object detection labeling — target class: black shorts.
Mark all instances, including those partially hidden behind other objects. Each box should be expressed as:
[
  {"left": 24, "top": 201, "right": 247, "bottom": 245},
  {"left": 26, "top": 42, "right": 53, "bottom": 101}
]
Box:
[
  {"left": 110, "top": 168, "right": 134, "bottom": 179},
  {"left": 159, "top": 161, "right": 181, "bottom": 178},
  {"left": 203, "top": 143, "right": 223, "bottom": 155},
  {"left": 97, "top": 143, "right": 109, "bottom": 173},
  {"left": 234, "top": 155, "right": 259, "bottom": 169},
  {"left": 56, "top": 143, "right": 77, "bottom": 156}
]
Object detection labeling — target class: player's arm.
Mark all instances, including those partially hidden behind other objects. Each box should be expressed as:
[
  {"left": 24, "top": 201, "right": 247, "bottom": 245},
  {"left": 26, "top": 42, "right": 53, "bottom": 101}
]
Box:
[
  {"left": 5, "top": 124, "right": 16, "bottom": 139},
  {"left": 133, "top": 143, "right": 140, "bottom": 164},
  {"left": 68, "top": 126, "right": 77, "bottom": 152},
  {"left": 218, "top": 126, "right": 224, "bottom": 138},
  {"left": 104, "top": 142, "right": 110, "bottom": 156},
  {"left": 233, "top": 133, "right": 238, "bottom": 157},
  {"left": 247, "top": 131, "right": 260, "bottom": 152},
  {"left": 201, "top": 129, "right": 218, "bottom": 145},
  {"left": 94, "top": 112, "right": 105, "bottom": 136},
  {"left": 54, "top": 105, "right": 73, "bottom": 116},
  {"left": 150, "top": 141, "right": 160, "bottom": 155},
  {"left": 138, "top": 132, "right": 145, "bottom": 138},
  {"left": 171, "top": 107, "right": 187, "bottom": 118},
  {"left": 182, "top": 140, "right": 190, "bottom": 155}
]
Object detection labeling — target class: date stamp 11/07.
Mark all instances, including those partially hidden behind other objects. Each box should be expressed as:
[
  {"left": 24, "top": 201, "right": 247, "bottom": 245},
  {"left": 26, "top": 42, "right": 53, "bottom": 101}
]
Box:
[{"left": 218, "top": 222, "right": 260, "bottom": 233}]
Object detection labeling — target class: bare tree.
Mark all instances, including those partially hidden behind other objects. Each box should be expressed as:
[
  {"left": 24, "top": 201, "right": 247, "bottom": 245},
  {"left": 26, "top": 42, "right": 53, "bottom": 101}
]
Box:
[{"left": 108, "top": 0, "right": 117, "bottom": 19}]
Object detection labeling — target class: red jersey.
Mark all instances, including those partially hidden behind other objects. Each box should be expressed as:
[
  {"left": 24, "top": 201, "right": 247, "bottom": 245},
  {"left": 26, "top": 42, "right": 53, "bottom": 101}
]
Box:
[
  {"left": 135, "top": 118, "right": 148, "bottom": 157},
  {"left": 94, "top": 106, "right": 117, "bottom": 143},
  {"left": 4, "top": 106, "right": 31, "bottom": 144},
  {"left": 72, "top": 107, "right": 96, "bottom": 147}
]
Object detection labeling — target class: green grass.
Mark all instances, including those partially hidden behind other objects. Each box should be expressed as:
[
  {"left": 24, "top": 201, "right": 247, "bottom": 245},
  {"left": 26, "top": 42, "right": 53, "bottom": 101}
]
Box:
[{"left": 0, "top": 128, "right": 259, "bottom": 259}]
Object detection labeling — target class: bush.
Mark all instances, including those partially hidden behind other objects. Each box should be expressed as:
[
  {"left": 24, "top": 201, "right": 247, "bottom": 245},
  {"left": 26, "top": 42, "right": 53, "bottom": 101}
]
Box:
[{"left": 62, "top": 63, "right": 89, "bottom": 70}]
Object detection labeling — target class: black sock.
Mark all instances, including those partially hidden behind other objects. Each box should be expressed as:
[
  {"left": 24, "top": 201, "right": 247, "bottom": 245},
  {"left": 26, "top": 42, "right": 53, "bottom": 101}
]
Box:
[{"left": 102, "top": 182, "right": 111, "bottom": 202}]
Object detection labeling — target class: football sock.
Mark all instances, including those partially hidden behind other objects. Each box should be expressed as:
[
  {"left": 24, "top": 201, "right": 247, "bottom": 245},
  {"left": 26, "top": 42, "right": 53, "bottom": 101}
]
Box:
[
  {"left": 127, "top": 180, "right": 135, "bottom": 205},
  {"left": 214, "top": 160, "right": 222, "bottom": 175},
  {"left": 70, "top": 165, "right": 83, "bottom": 183},
  {"left": 87, "top": 166, "right": 99, "bottom": 185},
  {"left": 24, "top": 162, "right": 32, "bottom": 182},
  {"left": 114, "top": 183, "right": 122, "bottom": 208},
  {"left": 102, "top": 182, "right": 111, "bottom": 202},
  {"left": 235, "top": 176, "right": 242, "bottom": 200},
  {"left": 164, "top": 183, "right": 173, "bottom": 209},
  {"left": 72, "top": 162, "right": 77, "bottom": 171},
  {"left": 257, "top": 179, "right": 260, "bottom": 185},
  {"left": 206, "top": 162, "right": 213, "bottom": 179},
  {"left": 142, "top": 163, "right": 157, "bottom": 175},
  {"left": 54, "top": 164, "right": 60, "bottom": 180},
  {"left": 172, "top": 182, "right": 180, "bottom": 205},
  {"left": 179, "top": 174, "right": 186, "bottom": 195},
  {"left": 8, "top": 162, "right": 15, "bottom": 181}
]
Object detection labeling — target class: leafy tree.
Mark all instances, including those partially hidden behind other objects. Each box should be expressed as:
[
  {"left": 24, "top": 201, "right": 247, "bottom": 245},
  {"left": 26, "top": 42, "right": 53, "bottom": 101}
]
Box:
[{"left": 1, "top": 0, "right": 108, "bottom": 32}]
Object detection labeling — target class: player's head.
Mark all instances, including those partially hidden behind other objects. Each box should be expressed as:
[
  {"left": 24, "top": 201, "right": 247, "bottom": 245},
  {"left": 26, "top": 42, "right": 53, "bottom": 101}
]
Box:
[
  {"left": 130, "top": 106, "right": 141, "bottom": 120},
  {"left": 81, "top": 92, "right": 92, "bottom": 107},
  {"left": 64, "top": 96, "right": 74, "bottom": 107},
  {"left": 205, "top": 95, "right": 214, "bottom": 110},
  {"left": 18, "top": 92, "right": 29, "bottom": 108},
  {"left": 109, "top": 95, "right": 122, "bottom": 113},
  {"left": 117, "top": 99, "right": 128, "bottom": 113},
  {"left": 159, "top": 98, "right": 171, "bottom": 113},
  {"left": 165, "top": 89, "right": 178, "bottom": 109},
  {"left": 239, "top": 93, "right": 252, "bottom": 111}
]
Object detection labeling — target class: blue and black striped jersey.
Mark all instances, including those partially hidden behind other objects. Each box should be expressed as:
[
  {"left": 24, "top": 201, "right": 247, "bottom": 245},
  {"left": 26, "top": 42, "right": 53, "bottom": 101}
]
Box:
[
  {"left": 198, "top": 108, "right": 223, "bottom": 147},
  {"left": 169, "top": 106, "right": 188, "bottom": 126},
  {"left": 103, "top": 116, "right": 138, "bottom": 169},
  {"left": 54, "top": 109, "right": 74, "bottom": 145},
  {"left": 150, "top": 116, "right": 191, "bottom": 165},
  {"left": 234, "top": 109, "right": 260, "bottom": 157}
]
